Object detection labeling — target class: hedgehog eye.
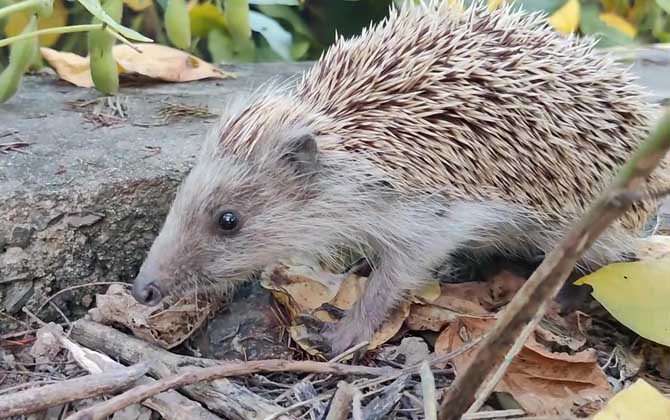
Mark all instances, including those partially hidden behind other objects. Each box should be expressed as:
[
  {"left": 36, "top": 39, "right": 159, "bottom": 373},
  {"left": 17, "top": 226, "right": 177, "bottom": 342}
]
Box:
[{"left": 217, "top": 210, "right": 241, "bottom": 234}]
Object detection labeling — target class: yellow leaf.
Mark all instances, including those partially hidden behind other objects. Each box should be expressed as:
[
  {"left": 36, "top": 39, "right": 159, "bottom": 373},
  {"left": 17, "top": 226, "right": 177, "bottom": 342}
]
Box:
[
  {"left": 593, "top": 379, "right": 670, "bottom": 420},
  {"left": 574, "top": 258, "right": 670, "bottom": 346},
  {"left": 487, "top": 0, "right": 505, "bottom": 11},
  {"left": 4, "top": 0, "right": 67, "bottom": 47},
  {"left": 599, "top": 12, "right": 637, "bottom": 37},
  {"left": 189, "top": 2, "right": 225, "bottom": 38},
  {"left": 411, "top": 279, "right": 441, "bottom": 303},
  {"left": 123, "top": 0, "right": 152, "bottom": 12},
  {"left": 547, "top": 0, "right": 580, "bottom": 34}
]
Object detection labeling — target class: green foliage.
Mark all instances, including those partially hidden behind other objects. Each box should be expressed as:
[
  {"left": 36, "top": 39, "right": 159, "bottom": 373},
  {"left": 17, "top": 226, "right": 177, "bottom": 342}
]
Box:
[{"left": 0, "top": 0, "right": 668, "bottom": 99}]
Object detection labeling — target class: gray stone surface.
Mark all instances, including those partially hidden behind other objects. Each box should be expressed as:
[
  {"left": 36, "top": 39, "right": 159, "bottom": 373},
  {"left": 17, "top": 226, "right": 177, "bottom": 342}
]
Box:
[{"left": 1, "top": 48, "right": 669, "bottom": 334}]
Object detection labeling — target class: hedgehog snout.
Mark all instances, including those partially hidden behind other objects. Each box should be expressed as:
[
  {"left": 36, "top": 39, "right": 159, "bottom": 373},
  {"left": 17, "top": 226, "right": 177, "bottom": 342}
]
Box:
[{"left": 132, "top": 266, "right": 166, "bottom": 306}]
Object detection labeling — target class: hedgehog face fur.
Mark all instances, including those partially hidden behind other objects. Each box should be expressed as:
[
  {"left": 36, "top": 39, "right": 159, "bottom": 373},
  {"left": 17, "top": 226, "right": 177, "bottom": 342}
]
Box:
[
  {"left": 132, "top": 102, "right": 390, "bottom": 306},
  {"left": 133, "top": 123, "right": 331, "bottom": 304},
  {"left": 132, "top": 0, "right": 668, "bottom": 354}
]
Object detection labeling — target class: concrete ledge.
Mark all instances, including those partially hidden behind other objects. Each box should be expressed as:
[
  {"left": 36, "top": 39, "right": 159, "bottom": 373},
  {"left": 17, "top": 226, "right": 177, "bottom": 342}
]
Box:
[
  {"left": 0, "top": 62, "right": 311, "bottom": 329},
  {"left": 1, "top": 49, "right": 669, "bottom": 331}
]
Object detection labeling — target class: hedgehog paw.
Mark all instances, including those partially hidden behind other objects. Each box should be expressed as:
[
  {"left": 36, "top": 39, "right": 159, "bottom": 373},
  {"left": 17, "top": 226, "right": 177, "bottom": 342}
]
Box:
[
  {"left": 294, "top": 311, "right": 373, "bottom": 357},
  {"left": 321, "top": 317, "right": 374, "bottom": 356}
]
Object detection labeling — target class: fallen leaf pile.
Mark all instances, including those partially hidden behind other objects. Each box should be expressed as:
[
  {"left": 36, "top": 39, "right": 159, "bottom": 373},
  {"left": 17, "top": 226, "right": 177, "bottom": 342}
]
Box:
[
  {"left": 40, "top": 43, "right": 234, "bottom": 88},
  {"left": 89, "top": 284, "right": 218, "bottom": 349},
  {"left": 257, "top": 235, "right": 670, "bottom": 416},
  {"left": 90, "top": 235, "right": 670, "bottom": 417}
]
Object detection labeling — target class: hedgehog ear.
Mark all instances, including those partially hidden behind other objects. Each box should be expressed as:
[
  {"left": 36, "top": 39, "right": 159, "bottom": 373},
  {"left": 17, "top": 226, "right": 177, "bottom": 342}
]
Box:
[{"left": 280, "top": 133, "right": 320, "bottom": 174}]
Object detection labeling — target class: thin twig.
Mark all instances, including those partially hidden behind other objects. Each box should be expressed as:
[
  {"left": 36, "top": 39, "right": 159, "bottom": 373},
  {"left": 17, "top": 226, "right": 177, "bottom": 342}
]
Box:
[
  {"left": 263, "top": 394, "right": 334, "bottom": 420},
  {"left": 420, "top": 361, "right": 437, "bottom": 420},
  {"left": 462, "top": 409, "right": 526, "bottom": 419},
  {"left": 273, "top": 340, "right": 369, "bottom": 404},
  {"left": 438, "top": 110, "right": 670, "bottom": 420},
  {"left": 65, "top": 360, "right": 397, "bottom": 420},
  {"left": 352, "top": 389, "right": 364, "bottom": 420},
  {"left": 34, "top": 282, "right": 130, "bottom": 316}
]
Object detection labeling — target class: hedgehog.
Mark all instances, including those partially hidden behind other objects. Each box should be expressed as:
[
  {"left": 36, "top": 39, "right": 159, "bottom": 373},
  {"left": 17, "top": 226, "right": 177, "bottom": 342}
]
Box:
[{"left": 131, "top": 0, "right": 668, "bottom": 354}]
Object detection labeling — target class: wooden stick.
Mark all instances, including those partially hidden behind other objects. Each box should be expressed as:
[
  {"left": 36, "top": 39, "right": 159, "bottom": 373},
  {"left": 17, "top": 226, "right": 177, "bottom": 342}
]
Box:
[
  {"left": 65, "top": 357, "right": 398, "bottom": 420},
  {"left": 34, "top": 322, "right": 222, "bottom": 420},
  {"left": 70, "top": 319, "right": 296, "bottom": 419},
  {"left": 324, "top": 381, "right": 355, "bottom": 420},
  {"left": 438, "top": 110, "right": 670, "bottom": 420},
  {"left": 0, "top": 364, "right": 148, "bottom": 419},
  {"left": 420, "top": 361, "right": 437, "bottom": 420}
]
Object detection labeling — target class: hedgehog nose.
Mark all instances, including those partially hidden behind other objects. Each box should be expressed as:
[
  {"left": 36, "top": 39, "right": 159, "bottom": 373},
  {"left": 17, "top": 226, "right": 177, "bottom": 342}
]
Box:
[{"left": 131, "top": 272, "right": 164, "bottom": 306}]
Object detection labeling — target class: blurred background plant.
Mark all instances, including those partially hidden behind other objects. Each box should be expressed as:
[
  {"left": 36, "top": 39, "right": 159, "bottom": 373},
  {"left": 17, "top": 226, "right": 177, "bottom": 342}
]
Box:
[{"left": 0, "top": 0, "right": 668, "bottom": 99}]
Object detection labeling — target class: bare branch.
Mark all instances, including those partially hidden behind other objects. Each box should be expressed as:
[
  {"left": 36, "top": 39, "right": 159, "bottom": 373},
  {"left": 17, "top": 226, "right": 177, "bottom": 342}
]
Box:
[{"left": 0, "top": 364, "right": 148, "bottom": 418}]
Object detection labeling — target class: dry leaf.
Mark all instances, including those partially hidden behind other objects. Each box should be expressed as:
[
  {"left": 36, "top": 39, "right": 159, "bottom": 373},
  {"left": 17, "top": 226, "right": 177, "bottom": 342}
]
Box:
[
  {"left": 434, "top": 312, "right": 612, "bottom": 416},
  {"left": 262, "top": 260, "right": 417, "bottom": 354},
  {"left": 260, "top": 261, "right": 346, "bottom": 318},
  {"left": 40, "top": 48, "right": 97, "bottom": 87},
  {"left": 113, "top": 43, "right": 233, "bottom": 82},
  {"left": 406, "top": 283, "right": 491, "bottom": 332},
  {"left": 90, "top": 284, "right": 215, "bottom": 349},
  {"left": 378, "top": 337, "right": 431, "bottom": 367},
  {"left": 412, "top": 280, "right": 442, "bottom": 303},
  {"left": 41, "top": 43, "right": 234, "bottom": 88}
]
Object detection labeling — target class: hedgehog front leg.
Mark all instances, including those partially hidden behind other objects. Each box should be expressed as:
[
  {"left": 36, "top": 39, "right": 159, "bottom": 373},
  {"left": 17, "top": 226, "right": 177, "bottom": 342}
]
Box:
[
  {"left": 318, "top": 199, "right": 547, "bottom": 355},
  {"left": 321, "top": 249, "right": 432, "bottom": 354}
]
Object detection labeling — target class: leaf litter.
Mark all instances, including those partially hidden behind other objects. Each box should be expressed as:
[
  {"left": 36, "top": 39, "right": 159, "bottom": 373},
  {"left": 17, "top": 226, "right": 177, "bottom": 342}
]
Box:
[{"left": 4, "top": 235, "right": 670, "bottom": 419}]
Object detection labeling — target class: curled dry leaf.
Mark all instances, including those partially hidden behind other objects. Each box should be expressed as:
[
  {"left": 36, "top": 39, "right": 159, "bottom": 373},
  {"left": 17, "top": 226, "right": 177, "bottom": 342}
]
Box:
[
  {"left": 433, "top": 284, "right": 612, "bottom": 417},
  {"left": 261, "top": 260, "right": 429, "bottom": 355},
  {"left": 40, "top": 43, "right": 234, "bottom": 88},
  {"left": 89, "top": 284, "right": 216, "bottom": 349}
]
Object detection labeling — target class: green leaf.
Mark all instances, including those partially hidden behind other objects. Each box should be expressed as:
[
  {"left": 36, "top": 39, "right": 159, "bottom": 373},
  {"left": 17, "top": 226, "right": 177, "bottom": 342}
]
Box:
[
  {"left": 656, "top": 0, "right": 670, "bottom": 14},
  {"left": 248, "top": 10, "right": 291, "bottom": 60},
  {"left": 224, "top": 0, "right": 251, "bottom": 41},
  {"left": 579, "top": 3, "right": 638, "bottom": 47},
  {"left": 509, "top": 0, "right": 565, "bottom": 15},
  {"left": 77, "top": 0, "right": 152, "bottom": 42},
  {"left": 574, "top": 258, "right": 670, "bottom": 347},
  {"left": 256, "top": 4, "right": 314, "bottom": 41},
  {"left": 290, "top": 35, "right": 309, "bottom": 59},
  {"left": 208, "top": 27, "right": 255, "bottom": 62},
  {"left": 248, "top": 0, "right": 298, "bottom": 4}
]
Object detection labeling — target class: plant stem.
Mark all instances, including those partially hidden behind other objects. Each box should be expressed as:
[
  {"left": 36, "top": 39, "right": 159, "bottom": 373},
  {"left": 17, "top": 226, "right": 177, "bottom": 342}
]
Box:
[
  {"left": 0, "top": 0, "right": 40, "bottom": 19},
  {"left": 0, "top": 24, "right": 102, "bottom": 48},
  {"left": 104, "top": 26, "right": 141, "bottom": 52}
]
